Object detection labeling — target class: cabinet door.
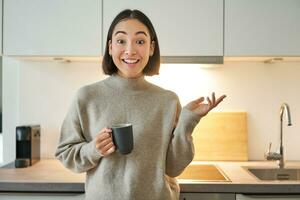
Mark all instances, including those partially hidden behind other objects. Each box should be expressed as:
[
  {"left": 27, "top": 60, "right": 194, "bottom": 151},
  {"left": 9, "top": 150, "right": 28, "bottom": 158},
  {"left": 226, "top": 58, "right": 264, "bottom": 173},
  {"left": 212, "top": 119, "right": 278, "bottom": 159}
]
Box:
[
  {"left": 0, "top": 193, "right": 85, "bottom": 200},
  {"left": 236, "top": 194, "right": 300, "bottom": 200},
  {"left": 225, "top": 0, "right": 300, "bottom": 56},
  {"left": 103, "top": 0, "right": 223, "bottom": 56},
  {"left": 180, "top": 193, "right": 235, "bottom": 200},
  {"left": 3, "top": 0, "right": 101, "bottom": 56}
]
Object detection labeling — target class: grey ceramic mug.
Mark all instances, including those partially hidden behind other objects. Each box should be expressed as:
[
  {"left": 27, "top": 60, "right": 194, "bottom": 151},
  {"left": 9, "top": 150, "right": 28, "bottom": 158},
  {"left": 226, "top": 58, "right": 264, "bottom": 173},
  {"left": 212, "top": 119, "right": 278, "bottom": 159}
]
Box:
[{"left": 111, "top": 123, "right": 133, "bottom": 155}]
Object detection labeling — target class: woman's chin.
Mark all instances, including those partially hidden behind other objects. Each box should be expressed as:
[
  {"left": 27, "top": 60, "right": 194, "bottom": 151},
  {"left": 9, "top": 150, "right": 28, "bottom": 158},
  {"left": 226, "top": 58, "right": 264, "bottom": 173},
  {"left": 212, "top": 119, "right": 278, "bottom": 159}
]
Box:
[{"left": 118, "top": 71, "right": 143, "bottom": 79}]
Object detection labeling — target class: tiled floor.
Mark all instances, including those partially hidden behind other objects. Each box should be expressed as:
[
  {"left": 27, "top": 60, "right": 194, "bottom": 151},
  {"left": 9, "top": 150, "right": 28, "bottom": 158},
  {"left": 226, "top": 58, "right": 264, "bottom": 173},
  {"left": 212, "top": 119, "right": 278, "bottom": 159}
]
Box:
[{"left": 0, "top": 134, "right": 2, "bottom": 163}]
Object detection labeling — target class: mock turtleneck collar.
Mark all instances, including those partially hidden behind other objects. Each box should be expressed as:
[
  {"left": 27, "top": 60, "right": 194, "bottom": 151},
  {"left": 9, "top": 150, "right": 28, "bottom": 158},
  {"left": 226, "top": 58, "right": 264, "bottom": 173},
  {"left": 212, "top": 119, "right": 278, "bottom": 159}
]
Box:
[{"left": 105, "top": 74, "right": 149, "bottom": 91}]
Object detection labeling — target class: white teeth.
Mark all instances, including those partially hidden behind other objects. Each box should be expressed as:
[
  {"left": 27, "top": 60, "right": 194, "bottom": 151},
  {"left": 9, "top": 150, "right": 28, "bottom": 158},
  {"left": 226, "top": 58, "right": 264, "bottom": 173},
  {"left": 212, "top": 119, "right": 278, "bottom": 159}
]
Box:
[{"left": 123, "top": 59, "right": 138, "bottom": 64}]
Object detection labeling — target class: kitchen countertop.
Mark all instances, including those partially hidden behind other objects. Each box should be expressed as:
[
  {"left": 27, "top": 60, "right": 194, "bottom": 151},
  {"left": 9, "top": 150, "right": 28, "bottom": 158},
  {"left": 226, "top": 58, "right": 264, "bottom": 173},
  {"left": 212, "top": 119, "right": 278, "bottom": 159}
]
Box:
[{"left": 0, "top": 159, "right": 300, "bottom": 194}]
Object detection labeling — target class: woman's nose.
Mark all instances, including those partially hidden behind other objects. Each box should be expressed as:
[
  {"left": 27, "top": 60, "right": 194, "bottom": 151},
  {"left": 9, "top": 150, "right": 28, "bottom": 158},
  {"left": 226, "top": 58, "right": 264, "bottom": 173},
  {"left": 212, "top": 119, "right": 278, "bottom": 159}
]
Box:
[{"left": 124, "top": 43, "right": 136, "bottom": 55}]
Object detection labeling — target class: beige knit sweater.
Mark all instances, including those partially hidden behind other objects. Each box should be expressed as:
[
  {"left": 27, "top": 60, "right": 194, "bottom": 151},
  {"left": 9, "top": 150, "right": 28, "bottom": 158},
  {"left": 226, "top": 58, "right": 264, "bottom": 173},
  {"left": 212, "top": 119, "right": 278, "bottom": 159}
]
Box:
[{"left": 55, "top": 75, "right": 201, "bottom": 200}]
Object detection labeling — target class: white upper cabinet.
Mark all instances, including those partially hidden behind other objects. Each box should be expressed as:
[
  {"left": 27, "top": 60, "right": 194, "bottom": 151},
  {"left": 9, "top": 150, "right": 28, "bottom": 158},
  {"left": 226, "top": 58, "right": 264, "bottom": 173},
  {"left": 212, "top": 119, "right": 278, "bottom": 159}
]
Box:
[
  {"left": 225, "top": 0, "right": 300, "bottom": 56},
  {"left": 103, "top": 0, "right": 223, "bottom": 56},
  {"left": 3, "top": 0, "right": 102, "bottom": 56}
]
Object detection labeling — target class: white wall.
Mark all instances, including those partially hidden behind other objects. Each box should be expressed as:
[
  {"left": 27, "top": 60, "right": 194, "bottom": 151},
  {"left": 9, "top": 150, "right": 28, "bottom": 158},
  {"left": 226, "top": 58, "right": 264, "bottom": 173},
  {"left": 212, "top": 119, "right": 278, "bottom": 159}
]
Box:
[
  {"left": 18, "top": 60, "right": 107, "bottom": 159},
  {"left": 3, "top": 59, "right": 300, "bottom": 163},
  {"left": 147, "top": 62, "right": 300, "bottom": 161},
  {"left": 2, "top": 57, "right": 20, "bottom": 164}
]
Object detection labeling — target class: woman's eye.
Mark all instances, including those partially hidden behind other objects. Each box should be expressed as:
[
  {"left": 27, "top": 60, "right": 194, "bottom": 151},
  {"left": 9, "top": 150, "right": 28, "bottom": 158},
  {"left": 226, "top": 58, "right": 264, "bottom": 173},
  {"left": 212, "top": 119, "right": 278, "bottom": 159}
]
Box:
[
  {"left": 116, "top": 39, "right": 125, "bottom": 44},
  {"left": 136, "top": 40, "right": 145, "bottom": 45}
]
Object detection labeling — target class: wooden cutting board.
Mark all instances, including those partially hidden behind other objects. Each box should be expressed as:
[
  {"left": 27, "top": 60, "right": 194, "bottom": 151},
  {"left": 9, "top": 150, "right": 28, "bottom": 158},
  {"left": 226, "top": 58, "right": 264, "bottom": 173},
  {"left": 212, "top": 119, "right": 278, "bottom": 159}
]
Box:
[{"left": 192, "top": 112, "right": 248, "bottom": 161}]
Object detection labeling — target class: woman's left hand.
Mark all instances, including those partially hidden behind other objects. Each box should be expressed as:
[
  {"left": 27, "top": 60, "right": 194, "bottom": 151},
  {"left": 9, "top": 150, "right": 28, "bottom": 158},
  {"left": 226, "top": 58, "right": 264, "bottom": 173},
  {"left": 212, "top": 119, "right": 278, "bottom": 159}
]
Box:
[{"left": 186, "top": 92, "right": 226, "bottom": 117}]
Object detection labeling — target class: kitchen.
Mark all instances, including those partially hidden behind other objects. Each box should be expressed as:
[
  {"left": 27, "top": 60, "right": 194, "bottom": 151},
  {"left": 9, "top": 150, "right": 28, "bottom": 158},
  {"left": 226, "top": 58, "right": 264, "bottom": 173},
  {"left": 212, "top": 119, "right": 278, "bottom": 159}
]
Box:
[{"left": 1, "top": 0, "right": 300, "bottom": 199}]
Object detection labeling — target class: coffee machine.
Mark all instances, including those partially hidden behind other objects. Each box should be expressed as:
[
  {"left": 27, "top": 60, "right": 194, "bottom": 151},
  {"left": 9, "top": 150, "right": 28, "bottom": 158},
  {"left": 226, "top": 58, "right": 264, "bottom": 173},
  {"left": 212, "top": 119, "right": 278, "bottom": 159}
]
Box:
[{"left": 15, "top": 125, "right": 41, "bottom": 168}]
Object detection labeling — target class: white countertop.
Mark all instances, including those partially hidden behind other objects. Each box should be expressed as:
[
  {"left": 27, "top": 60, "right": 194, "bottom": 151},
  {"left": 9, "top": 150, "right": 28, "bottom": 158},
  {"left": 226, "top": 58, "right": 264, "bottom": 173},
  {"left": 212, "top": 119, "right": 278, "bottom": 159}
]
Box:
[
  {"left": 1, "top": 159, "right": 300, "bottom": 193},
  {"left": 190, "top": 160, "right": 300, "bottom": 183}
]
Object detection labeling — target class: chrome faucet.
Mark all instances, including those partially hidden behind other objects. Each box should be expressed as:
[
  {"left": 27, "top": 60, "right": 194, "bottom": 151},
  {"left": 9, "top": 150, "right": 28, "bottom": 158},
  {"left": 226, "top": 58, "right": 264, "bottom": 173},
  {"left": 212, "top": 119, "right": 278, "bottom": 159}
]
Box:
[{"left": 265, "top": 103, "right": 292, "bottom": 168}]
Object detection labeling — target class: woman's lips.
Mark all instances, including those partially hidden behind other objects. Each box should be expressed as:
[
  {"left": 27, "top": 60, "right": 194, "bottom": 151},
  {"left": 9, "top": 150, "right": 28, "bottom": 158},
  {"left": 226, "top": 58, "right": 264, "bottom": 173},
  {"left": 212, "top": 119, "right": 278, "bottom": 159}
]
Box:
[{"left": 122, "top": 59, "right": 139, "bottom": 64}]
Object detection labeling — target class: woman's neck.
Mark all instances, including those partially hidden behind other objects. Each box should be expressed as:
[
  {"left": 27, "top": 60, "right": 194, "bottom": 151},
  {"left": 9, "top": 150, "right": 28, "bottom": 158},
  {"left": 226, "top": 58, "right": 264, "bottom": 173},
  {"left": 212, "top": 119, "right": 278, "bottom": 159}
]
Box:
[{"left": 106, "top": 74, "right": 149, "bottom": 91}]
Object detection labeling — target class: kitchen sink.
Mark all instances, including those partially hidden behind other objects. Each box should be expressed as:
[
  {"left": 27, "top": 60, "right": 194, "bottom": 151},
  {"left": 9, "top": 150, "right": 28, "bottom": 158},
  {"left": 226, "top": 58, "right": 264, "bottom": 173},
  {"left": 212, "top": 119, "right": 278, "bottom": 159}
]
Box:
[
  {"left": 244, "top": 167, "right": 300, "bottom": 181},
  {"left": 177, "top": 164, "right": 230, "bottom": 182}
]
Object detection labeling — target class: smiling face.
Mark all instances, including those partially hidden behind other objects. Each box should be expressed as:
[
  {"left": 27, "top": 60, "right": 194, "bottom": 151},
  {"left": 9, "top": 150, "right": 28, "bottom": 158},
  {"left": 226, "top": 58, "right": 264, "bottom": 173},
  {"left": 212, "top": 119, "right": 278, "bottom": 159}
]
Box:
[{"left": 109, "top": 19, "right": 155, "bottom": 78}]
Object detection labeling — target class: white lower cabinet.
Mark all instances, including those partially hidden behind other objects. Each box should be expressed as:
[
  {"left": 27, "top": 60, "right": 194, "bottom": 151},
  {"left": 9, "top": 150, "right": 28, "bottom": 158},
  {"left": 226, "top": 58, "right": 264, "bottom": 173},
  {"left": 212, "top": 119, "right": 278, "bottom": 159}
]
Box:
[
  {"left": 0, "top": 193, "right": 85, "bottom": 200},
  {"left": 236, "top": 194, "right": 300, "bottom": 200},
  {"left": 180, "top": 193, "right": 235, "bottom": 200}
]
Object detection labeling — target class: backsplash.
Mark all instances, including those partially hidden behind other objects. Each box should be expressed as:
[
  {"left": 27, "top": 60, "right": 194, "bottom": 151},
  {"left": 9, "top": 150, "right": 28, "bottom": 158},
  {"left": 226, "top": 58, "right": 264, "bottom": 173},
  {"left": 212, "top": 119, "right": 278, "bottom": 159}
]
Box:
[{"left": 3, "top": 59, "right": 300, "bottom": 162}]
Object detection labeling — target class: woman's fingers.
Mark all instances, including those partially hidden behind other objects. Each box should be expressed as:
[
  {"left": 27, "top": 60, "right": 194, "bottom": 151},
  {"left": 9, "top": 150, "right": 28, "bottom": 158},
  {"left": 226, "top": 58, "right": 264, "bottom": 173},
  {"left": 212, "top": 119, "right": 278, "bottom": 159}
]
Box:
[
  {"left": 186, "top": 93, "right": 226, "bottom": 117},
  {"left": 207, "top": 93, "right": 225, "bottom": 109},
  {"left": 215, "top": 95, "right": 227, "bottom": 106},
  {"left": 102, "top": 142, "right": 115, "bottom": 154},
  {"left": 186, "top": 96, "right": 205, "bottom": 110},
  {"left": 97, "top": 131, "right": 111, "bottom": 141},
  {"left": 95, "top": 127, "right": 115, "bottom": 156},
  {"left": 212, "top": 92, "right": 216, "bottom": 105},
  {"left": 207, "top": 96, "right": 212, "bottom": 107},
  {"left": 192, "top": 96, "right": 205, "bottom": 104},
  {"left": 206, "top": 92, "right": 217, "bottom": 109},
  {"left": 97, "top": 136, "right": 113, "bottom": 149}
]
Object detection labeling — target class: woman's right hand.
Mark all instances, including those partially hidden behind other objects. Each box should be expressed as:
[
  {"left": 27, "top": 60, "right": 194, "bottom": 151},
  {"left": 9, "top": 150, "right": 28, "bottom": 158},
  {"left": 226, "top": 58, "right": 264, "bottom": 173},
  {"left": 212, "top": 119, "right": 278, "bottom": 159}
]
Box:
[{"left": 94, "top": 127, "right": 115, "bottom": 156}]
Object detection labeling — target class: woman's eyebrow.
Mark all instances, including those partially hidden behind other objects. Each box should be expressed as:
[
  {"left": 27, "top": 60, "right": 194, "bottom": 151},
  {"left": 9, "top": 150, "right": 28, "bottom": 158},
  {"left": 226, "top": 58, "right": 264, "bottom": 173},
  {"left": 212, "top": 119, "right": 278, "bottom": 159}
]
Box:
[
  {"left": 114, "top": 31, "right": 127, "bottom": 36},
  {"left": 114, "top": 30, "right": 148, "bottom": 36},
  {"left": 136, "top": 31, "right": 148, "bottom": 36}
]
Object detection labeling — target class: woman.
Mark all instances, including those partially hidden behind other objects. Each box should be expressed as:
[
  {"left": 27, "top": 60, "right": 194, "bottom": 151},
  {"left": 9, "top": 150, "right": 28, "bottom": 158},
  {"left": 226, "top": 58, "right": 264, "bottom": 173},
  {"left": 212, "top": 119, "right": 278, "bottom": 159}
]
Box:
[{"left": 55, "top": 9, "right": 226, "bottom": 200}]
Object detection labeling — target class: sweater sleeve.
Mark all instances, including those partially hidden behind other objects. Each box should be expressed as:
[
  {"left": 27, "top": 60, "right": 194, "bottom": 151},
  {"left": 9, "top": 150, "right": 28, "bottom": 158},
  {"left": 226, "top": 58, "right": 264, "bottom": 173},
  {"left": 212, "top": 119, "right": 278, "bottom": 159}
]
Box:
[
  {"left": 55, "top": 93, "right": 102, "bottom": 173},
  {"left": 165, "top": 103, "right": 201, "bottom": 177}
]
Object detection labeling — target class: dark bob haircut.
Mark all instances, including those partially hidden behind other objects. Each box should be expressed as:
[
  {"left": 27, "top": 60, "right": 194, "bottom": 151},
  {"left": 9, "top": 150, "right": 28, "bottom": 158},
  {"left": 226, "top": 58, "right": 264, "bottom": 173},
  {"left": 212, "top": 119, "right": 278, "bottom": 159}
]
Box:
[{"left": 102, "top": 9, "right": 160, "bottom": 76}]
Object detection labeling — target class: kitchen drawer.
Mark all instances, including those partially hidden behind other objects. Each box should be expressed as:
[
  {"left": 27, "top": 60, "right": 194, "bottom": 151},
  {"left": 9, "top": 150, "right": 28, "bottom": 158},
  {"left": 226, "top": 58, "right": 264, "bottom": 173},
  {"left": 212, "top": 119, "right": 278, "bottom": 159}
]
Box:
[
  {"left": 180, "top": 193, "right": 235, "bottom": 200},
  {"left": 0, "top": 193, "right": 85, "bottom": 200},
  {"left": 236, "top": 194, "right": 300, "bottom": 200}
]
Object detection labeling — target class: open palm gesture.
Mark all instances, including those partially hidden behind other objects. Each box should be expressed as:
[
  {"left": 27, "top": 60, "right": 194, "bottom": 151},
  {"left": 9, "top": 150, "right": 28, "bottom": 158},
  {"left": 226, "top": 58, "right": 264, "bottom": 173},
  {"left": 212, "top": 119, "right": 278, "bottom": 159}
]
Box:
[{"left": 186, "top": 92, "right": 226, "bottom": 117}]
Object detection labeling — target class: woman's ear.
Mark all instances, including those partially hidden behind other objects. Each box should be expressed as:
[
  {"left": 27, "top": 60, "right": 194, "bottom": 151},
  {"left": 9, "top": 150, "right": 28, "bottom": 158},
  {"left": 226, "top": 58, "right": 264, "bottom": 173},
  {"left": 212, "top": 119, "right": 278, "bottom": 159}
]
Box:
[
  {"left": 108, "top": 40, "right": 112, "bottom": 56},
  {"left": 150, "top": 41, "right": 155, "bottom": 56}
]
